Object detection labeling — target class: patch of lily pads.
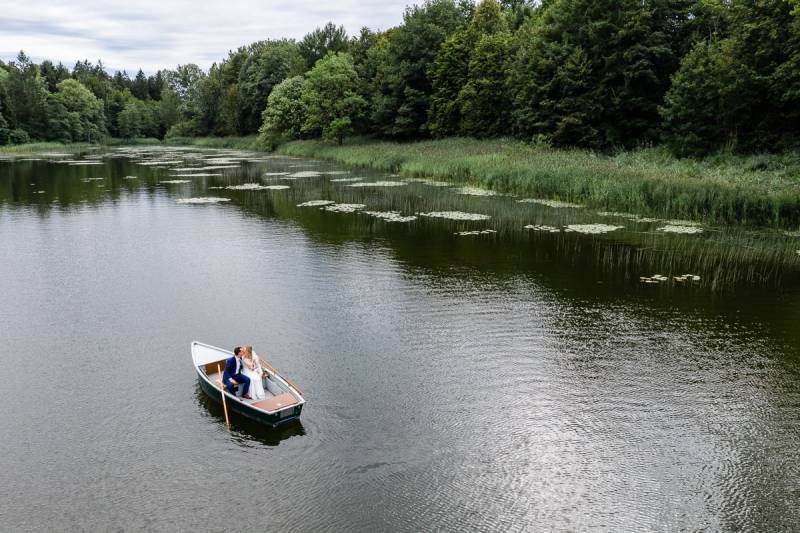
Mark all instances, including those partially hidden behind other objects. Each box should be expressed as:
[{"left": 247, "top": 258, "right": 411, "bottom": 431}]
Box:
[
  {"left": 362, "top": 211, "right": 417, "bottom": 223},
  {"left": 297, "top": 200, "right": 336, "bottom": 207},
  {"left": 346, "top": 181, "right": 406, "bottom": 187},
  {"left": 657, "top": 225, "right": 703, "bottom": 234},
  {"left": 176, "top": 197, "right": 231, "bottom": 204},
  {"left": 524, "top": 224, "right": 561, "bottom": 233},
  {"left": 454, "top": 186, "right": 497, "bottom": 196},
  {"left": 640, "top": 273, "right": 701, "bottom": 284},
  {"left": 225, "top": 184, "right": 290, "bottom": 190},
  {"left": 564, "top": 224, "right": 623, "bottom": 234},
  {"left": 518, "top": 198, "right": 583, "bottom": 208},
  {"left": 418, "top": 211, "right": 491, "bottom": 221},
  {"left": 288, "top": 171, "right": 322, "bottom": 178},
  {"left": 455, "top": 229, "right": 497, "bottom": 236},
  {"left": 323, "top": 203, "right": 366, "bottom": 213}
]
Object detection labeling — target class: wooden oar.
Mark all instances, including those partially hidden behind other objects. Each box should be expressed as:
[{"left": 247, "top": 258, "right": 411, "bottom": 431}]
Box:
[
  {"left": 256, "top": 352, "right": 304, "bottom": 397},
  {"left": 216, "top": 363, "right": 230, "bottom": 427}
]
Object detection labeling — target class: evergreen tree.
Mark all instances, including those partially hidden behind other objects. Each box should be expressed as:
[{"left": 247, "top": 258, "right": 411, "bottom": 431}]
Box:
[
  {"left": 299, "top": 23, "right": 349, "bottom": 70},
  {"left": 428, "top": 0, "right": 511, "bottom": 137},
  {"left": 372, "top": 0, "right": 469, "bottom": 138},
  {"left": 509, "top": 0, "right": 696, "bottom": 149},
  {"left": 662, "top": 0, "right": 800, "bottom": 153},
  {"left": 131, "top": 69, "right": 150, "bottom": 100},
  {"left": 5, "top": 52, "right": 49, "bottom": 139}
]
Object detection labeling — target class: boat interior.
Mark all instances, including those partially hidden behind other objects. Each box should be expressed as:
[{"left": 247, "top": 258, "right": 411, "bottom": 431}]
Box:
[{"left": 201, "top": 358, "right": 300, "bottom": 413}]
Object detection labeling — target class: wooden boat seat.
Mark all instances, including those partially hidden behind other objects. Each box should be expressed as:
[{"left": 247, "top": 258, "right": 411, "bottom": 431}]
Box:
[{"left": 253, "top": 393, "right": 298, "bottom": 412}]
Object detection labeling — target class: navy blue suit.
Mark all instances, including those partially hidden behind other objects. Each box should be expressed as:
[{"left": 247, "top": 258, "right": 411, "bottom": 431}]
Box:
[{"left": 222, "top": 356, "right": 250, "bottom": 396}]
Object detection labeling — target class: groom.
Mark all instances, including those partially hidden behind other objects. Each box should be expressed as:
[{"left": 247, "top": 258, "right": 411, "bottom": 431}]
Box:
[{"left": 223, "top": 346, "right": 251, "bottom": 399}]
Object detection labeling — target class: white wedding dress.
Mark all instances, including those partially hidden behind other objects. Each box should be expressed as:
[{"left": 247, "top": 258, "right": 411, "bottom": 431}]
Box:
[{"left": 242, "top": 356, "right": 267, "bottom": 400}]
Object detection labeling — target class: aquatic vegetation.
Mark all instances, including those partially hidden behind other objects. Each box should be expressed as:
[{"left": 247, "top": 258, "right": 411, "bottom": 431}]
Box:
[
  {"left": 226, "top": 184, "right": 289, "bottom": 190},
  {"left": 330, "top": 177, "right": 363, "bottom": 182},
  {"left": 454, "top": 186, "right": 497, "bottom": 196},
  {"left": 176, "top": 197, "right": 231, "bottom": 204},
  {"left": 658, "top": 225, "right": 703, "bottom": 234},
  {"left": 362, "top": 211, "right": 417, "bottom": 222},
  {"left": 320, "top": 171, "right": 351, "bottom": 175},
  {"left": 323, "top": 203, "right": 366, "bottom": 213},
  {"left": 640, "top": 273, "right": 701, "bottom": 284},
  {"left": 264, "top": 172, "right": 289, "bottom": 176},
  {"left": 346, "top": 181, "right": 407, "bottom": 187},
  {"left": 418, "top": 211, "right": 491, "bottom": 221},
  {"left": 297, "top": 200, "right": 336, "bottom": 207},
  {"left": 160, "top": 180, "right": 192, "bottom": 184},
  {"left": 455, "top": 229, "right": 497, "bottom": 235},
  {"left": 279, "top": 138, "right": 800, "bottom": 228},
  {"left": 518, "top": 198, "right": 583, "bottom": 208},
  {"left": 666, "top": 219, "right": 702, "bottom": 227},
  {"left": 289, "top": 171, "right": 322, "bottom": 178},
  {"left": 565, "top": 224, "right": 623, "bottom": 234},
  {"left": 404, "top": 178, "right": 451, "bottom": 187},
  {"left": 524, "top": 224, "right": 561, "bottom": 232}
]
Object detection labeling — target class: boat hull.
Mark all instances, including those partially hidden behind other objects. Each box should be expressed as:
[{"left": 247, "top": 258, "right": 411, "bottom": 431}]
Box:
[{"left": 197, "top": 372, "right": 303, "bottom": 427}]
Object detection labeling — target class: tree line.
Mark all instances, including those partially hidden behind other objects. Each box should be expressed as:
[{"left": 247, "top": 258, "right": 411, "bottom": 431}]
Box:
[{"left": 1, "top": 0, "right": 799, "bottom": 156}]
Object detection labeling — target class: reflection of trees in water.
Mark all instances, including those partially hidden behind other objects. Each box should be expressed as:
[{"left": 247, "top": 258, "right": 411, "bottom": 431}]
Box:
[{"left": 3, "top": 151, "right": 799, "bottom": 290}]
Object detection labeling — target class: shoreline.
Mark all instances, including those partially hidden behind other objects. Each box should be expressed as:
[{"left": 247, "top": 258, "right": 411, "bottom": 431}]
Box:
[{"left": 5, "top": 136, "right": 800, "bottom": 229}]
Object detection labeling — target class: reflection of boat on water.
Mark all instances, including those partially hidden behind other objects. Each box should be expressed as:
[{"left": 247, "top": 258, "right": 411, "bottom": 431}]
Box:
[
  {"left": 192, "top": 341, "right": 305, "bottom": 427},
  {"left": 194, "top": 386, "right": 306, "bottom": 445}
]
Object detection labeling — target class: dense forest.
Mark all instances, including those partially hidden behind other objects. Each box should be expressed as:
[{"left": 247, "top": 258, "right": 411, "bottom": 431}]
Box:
[{"left": 1, "top": 0, "right": 799, "bottom": 156}]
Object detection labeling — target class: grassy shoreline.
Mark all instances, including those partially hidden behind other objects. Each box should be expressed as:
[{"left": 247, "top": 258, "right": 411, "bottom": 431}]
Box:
[
  {"left": 278, "top": 137, "right": 800, "bottom": 229},
  {"left": 5, "top": 136, "right": 800, "bottom": 229}
]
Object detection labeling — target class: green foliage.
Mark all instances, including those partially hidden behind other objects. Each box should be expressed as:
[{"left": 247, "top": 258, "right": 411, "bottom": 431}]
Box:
[
  {"left": 131, "top": 69, "right": 149, "bottom": 100},
  {"left": 9, "top": 128, "right": 30, "bottom": 144},
  {"left": 280, "top": 137, "right": 800, "bottom": 228},
  {"left": 428, "top": 31, "right": 471, "bottom": 136},
  {"left": 302, "top": 53, "right": 366, "bottom": 144},
  {"left": 372, "top": 0, "right": 469, "bottom": 138},
  {"left": 429, "top": 0, "right": 511, "bottom": 137},
  {"left": 0, "top": 101, "right": 9, "bottom": 145},
  {"left": 509, "top": 0, "right": 696, "bottom": 149},
  {"left": 299, "top": 23, "right": 349, "bottom": 70},
  {"left": 238, "top": 40, "right": 304, "bottom": 133},
  {"left": 458, "top": 31, "right": 511, "bottom": 136},
  {"left": 117, "top": 96, "right": 159, "bottom": 139},
  {"left": 5, "top": 52, "right": 49, "bottom": 139},
  {"left": 662, "top": 0, "right": 800, "bottom": 154},
  {"left": 258, "top": 75, "right": 307, "bottom": 149},
  {"left": 47, "top": 79, "right": 106, "bottom": 143}
]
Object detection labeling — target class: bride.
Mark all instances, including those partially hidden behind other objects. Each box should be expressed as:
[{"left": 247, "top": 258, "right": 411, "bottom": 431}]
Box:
[{"left": 241, "top": 346, "right": 267, "bottom": 400}]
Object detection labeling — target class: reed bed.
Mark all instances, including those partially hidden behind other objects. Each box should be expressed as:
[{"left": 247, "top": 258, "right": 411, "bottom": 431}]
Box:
[{"left": 279, "top": 138, "right": 800, "bottom": 229}]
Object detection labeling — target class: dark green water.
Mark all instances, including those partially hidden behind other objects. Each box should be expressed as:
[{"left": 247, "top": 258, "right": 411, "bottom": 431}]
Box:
[{"left": 1, "top": 147, "right": 798, "bottom": 531}]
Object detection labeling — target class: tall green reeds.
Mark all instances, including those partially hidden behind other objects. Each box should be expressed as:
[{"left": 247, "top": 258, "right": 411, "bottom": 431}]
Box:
[{"left": 279, "top": 138, "right": 800, "bottom": 228}]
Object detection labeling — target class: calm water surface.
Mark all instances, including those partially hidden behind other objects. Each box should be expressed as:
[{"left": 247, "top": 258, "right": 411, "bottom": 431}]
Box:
[{"left": 0, "top": 148, "right": 798, "bottom": 531}]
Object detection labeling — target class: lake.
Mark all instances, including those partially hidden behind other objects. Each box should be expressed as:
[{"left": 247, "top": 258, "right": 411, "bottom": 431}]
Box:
[{"left": 1, "top": 147, "right": 798, "bottom": 531}]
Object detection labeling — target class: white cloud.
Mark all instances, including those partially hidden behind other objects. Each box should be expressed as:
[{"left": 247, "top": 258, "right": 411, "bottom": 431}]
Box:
[{"left": 0, "top": 0, "right": 414, "bottom": 73}]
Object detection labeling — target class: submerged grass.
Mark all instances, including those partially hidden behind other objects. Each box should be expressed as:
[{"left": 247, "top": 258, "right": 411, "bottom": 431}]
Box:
[{"left": 279, "top": 137, "right": 800, "bottom": 229}]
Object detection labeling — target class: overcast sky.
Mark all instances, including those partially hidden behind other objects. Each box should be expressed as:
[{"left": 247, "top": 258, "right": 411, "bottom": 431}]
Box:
[{"left": 1, "top": 0, "right": 414, "bottom": 74}]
